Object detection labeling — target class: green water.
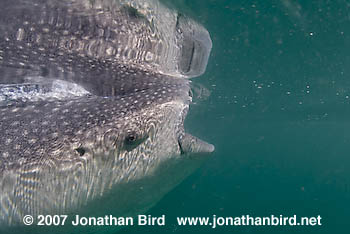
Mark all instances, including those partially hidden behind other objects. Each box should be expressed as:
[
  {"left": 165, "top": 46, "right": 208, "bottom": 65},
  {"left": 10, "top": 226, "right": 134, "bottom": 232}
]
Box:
[{"left": 119, "top": 0, "right": 350, "bottom": 233}]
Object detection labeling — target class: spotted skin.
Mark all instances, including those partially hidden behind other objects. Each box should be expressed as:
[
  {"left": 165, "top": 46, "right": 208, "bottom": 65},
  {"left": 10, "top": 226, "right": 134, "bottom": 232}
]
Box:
[
  {"left": 0, "top": 82, "right": 192, "bottom": 226},
  {"left": 0, "top": 0, "right": 212, "bottom": 87},
  {"left": 0, "top": 0, "right": 213, "bottom": 230}
]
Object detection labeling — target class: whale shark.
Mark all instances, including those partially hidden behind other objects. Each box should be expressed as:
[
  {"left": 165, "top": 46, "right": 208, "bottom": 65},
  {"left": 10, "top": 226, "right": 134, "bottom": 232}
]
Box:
[{"left": 0, "top": 0, "right": 213, "bottom": 230}]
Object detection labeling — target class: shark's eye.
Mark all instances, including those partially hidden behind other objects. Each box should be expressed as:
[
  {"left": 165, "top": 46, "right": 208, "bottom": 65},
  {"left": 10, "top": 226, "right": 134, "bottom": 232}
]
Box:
[
  {"left": 125, "top": 134, "right": 136, "bottom": 143},
  {"left": 123, "top": 5, "right": 145, "bottom": 19},
  {"left": 75, "top": 147, "right": 86, "bottom": 156},
  {"left": 123, "top": 131, "right": 148, "bottom": 152}
]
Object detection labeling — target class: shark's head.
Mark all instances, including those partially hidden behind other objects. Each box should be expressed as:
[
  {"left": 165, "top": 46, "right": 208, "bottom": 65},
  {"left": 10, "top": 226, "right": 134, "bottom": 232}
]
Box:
[
  {"left": 0, "top": 78, "right": 214, "bottom": 228},
  {"left": 62, "top": 79, "right": 214, "bottom": 181}
]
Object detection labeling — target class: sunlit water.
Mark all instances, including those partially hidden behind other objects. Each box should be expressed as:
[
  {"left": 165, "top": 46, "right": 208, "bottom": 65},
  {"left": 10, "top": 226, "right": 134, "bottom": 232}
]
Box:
[{"left": 120, "top": 0, "right": 350, "bottom": 234}]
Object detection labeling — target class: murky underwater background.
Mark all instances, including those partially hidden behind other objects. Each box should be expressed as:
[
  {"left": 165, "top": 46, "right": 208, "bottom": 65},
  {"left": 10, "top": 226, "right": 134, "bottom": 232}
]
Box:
[{"left": 119, "top": 0, "right": 350, "bottom": 234}]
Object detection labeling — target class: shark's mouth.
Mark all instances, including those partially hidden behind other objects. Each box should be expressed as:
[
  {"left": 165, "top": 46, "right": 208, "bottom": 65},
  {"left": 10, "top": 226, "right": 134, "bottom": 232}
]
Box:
[{"left": 174, "top": 102, "right": 215, "bottom": 156}]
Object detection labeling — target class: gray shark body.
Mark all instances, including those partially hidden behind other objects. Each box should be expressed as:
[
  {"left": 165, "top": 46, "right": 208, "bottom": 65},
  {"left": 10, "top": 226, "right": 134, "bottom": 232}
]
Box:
[
  {"left": 0, "top": 0, "right": 212, "bottom": 88},
  {"left": 0, "top": 0, "right": 213, "bottom": 229}
]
